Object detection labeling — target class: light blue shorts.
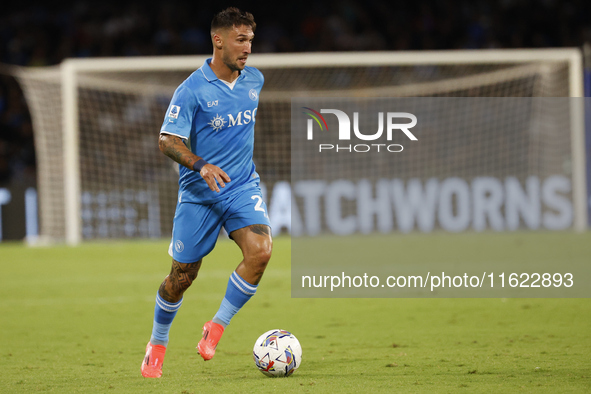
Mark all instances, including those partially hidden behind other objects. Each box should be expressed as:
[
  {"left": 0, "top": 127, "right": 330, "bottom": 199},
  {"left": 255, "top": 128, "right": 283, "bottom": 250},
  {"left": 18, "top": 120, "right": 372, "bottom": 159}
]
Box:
[{"left": 168, "top": 186, "right": 270, "bottom": 263}]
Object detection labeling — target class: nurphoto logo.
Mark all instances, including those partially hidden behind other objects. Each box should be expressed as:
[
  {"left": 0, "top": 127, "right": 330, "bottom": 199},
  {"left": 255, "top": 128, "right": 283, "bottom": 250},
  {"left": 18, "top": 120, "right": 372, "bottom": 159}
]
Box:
[{"left": 302, "top": 107, "right": 418, "bottom": 153}]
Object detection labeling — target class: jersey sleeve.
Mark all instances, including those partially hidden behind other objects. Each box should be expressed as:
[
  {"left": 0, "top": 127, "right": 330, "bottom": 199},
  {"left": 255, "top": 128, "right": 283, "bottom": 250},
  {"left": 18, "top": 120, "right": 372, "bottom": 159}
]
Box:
[
  {"left": 252, "top": 67, "right": 265, "bottom": 86},
  {"left": 160, "top": 84, "right": 197, "bottom": 140}
]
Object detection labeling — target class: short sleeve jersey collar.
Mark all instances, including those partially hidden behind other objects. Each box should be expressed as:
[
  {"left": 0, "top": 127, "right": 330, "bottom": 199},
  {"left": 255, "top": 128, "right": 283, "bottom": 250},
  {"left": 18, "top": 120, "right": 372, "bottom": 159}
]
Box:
[{"left": 200, "top": 58, "right": 245, "bottom": 84}]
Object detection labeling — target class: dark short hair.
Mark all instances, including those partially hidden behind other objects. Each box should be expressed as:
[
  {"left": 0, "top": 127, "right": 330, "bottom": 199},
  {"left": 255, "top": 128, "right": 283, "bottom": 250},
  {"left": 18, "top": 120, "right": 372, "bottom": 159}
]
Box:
[{"left": 211, "top": 7, "right": 256, "bottom": 33}]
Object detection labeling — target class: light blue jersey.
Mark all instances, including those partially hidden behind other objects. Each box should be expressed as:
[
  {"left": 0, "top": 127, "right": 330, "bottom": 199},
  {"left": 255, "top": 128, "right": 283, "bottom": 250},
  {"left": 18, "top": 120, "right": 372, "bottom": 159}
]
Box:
[{"left": 161, "top": 58, "right": 263, "bottom": 204}]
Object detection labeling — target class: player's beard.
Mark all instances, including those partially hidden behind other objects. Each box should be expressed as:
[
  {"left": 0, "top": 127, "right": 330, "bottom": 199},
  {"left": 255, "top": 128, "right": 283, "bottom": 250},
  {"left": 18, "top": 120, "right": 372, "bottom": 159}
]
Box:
[{"left": 222, "top": 51, "right": 246, "bottom": 73}]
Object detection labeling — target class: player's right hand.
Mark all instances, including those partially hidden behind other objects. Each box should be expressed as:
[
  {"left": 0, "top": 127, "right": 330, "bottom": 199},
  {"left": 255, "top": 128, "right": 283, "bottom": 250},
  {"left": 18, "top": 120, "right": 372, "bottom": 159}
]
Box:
[{"left": 199, "top": 164, "right": 231, "bottom": 192}]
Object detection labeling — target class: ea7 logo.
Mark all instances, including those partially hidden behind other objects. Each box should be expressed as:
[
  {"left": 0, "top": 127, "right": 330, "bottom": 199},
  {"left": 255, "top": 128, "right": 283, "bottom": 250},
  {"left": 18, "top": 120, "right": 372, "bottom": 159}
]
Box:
[{"left": 303, "top": 108, "right": 418, "bottom": 141}]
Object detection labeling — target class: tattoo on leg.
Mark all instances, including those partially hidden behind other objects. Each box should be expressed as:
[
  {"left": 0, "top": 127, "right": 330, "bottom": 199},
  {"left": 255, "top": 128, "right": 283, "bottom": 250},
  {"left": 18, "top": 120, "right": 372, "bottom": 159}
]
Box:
[
  {"left": 159, "top": 259, "right": 201, "bottom": 303},
  {"left": 159, "top": 277, "right": 174, "bottom": 302},
  {"left": 248, "top": 224, "right": 270, "bottom": 236}
]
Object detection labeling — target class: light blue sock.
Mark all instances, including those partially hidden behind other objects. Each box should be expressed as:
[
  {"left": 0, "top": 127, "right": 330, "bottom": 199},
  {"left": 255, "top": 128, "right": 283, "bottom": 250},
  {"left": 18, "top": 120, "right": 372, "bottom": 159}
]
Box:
[
  {"left": 150, "top": 293, "right": 183, "bottom": 346},
  {"left": 213, "top": 271, "right": 258, "bottom": 327}
]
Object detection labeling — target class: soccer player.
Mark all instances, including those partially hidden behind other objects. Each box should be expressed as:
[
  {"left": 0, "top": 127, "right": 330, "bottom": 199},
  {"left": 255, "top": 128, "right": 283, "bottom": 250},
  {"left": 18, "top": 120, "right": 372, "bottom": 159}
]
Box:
[{"left": 141, "top": 7, "right": 271, "bottom": 378}]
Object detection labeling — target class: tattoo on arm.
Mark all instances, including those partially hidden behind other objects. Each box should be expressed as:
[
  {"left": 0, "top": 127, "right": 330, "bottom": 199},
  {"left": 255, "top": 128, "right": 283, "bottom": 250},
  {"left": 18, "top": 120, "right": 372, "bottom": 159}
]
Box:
[
  {"left": 159, "top": 134, "right": 199, "bottom": 170},
  {"left": 248, "top": 224, "right": 270, "bottom": 236}
]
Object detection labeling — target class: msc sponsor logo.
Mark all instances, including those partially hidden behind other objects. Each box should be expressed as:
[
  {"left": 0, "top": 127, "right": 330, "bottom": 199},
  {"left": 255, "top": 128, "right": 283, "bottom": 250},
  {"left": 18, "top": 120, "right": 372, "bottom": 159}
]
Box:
[
  {"left": 208, "top": 108, "right": 258, "bottom": 131},
  {"left": 208, "top": 114, "right": 226, "bottom": 131}
]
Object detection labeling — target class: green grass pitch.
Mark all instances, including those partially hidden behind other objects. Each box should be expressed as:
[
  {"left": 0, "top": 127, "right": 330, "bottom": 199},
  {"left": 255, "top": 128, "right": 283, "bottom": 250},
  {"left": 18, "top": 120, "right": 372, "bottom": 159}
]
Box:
[{"left": 0, "top": 233, "right": 590, "bottom": 393}]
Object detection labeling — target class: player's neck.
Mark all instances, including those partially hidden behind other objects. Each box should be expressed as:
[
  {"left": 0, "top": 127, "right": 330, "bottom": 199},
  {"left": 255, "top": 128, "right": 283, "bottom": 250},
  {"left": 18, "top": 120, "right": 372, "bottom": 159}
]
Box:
[{"left": 210, "top": 57, "right": 240, "bottom": 83}]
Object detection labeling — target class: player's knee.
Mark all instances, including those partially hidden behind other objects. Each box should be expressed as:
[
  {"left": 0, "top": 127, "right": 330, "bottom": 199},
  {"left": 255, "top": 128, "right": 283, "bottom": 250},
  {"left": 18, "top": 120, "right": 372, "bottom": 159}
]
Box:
[
  {"left": 168, "top": 259, "right": 201, "bottom": 292},
  {"left": 174, "top": 274, "right": 196, "bottom": 292},
  {"left": 184, "top": 269, "right": 199, "bottom": 283},
  {"left": 177, "top": 268, "right": 199, "bottom": 290},
  {"left": 248, "top": 241, "right": 272, "bottom": 270},
  {"left": 260, "top": 237, "right": 274, "bottom": 261}
]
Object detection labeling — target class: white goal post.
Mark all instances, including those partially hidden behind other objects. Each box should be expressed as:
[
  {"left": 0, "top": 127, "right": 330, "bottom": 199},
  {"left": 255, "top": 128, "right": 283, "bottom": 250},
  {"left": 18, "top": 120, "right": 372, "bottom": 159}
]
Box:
[{"left": 15, "top": 48, "right": 588, "bottom": 244}]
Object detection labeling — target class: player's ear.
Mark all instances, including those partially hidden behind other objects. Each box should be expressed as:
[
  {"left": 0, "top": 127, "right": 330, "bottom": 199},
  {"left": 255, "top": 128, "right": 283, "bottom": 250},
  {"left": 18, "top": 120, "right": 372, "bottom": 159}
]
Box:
[{"left": 212, "top": 32, "right": 224, "bottom": 50}]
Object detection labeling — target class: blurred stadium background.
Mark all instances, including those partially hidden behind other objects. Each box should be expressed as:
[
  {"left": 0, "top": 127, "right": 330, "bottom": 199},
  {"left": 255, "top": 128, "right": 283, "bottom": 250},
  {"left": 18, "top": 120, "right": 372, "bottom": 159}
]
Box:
[{"left": 0, "top": 0, "right": 590, "bottom": 241}]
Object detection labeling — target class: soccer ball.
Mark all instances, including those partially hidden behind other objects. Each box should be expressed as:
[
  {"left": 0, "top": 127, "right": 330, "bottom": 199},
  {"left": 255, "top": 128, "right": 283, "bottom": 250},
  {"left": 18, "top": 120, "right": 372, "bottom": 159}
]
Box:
[{"left": 252, "top": 329, "right": 302, "bottom": 377}]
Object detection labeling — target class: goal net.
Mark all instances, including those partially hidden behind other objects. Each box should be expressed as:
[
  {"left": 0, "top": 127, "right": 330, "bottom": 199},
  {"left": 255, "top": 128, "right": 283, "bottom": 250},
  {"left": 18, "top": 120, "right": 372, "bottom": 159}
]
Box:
[{"left": 13, "top": 49, "right": 586, "bottom": 244}]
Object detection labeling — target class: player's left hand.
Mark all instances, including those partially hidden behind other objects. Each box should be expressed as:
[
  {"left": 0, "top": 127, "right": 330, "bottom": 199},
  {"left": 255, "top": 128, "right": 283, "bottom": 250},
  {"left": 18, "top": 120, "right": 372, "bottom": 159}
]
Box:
[{"left": 200, "top": 164, "right": 231, "bottom": 192}]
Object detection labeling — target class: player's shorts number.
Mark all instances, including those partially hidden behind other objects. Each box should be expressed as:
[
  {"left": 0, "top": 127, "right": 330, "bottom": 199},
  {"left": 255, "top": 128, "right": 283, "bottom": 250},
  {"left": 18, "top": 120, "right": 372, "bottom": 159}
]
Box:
[{"left": 251, "top": 195, "right": 267, "bottom": 217}]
